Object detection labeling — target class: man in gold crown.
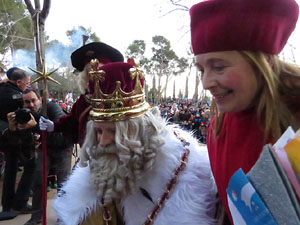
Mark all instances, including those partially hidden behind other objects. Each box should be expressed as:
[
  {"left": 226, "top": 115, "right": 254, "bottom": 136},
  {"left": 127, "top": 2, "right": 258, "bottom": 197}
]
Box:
[{"left": 52, "top": 60, "right": 217, "bottom": 225}]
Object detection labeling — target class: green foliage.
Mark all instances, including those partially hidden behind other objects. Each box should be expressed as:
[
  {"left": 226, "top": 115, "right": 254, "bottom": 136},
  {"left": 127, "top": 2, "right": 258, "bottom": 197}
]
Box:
[
  {"left": 125, "top": 40, "right": 146, "bottom": 59},
  {"left": 0, "top": 0, "right": 33, "bottom": 53},
  {"left": 45, "top": 39, "right": 60, "bottom": 48},
  {"left": 32, "top": 71, "right": 80, "bottom": 99},
  {"left": 125, "top": 39, "right": 152, "bottom": 72},
  {"left": 151, "top": 35, "right": 188, "bottom": 76},
  {"left": 151, "top": 35, "right": 177, "bottom": 64},
  {"left": 66, "top": 26, "right": 100, "bottom": 44},
  {"left": 126, "top": 35, "right": 190, "bottom": 101},
  {"left": 0, "top": 0, "right": 33, "bottom": 68},
  {"left": 174, "top": 57, "right": 189, "bottom": 75}
]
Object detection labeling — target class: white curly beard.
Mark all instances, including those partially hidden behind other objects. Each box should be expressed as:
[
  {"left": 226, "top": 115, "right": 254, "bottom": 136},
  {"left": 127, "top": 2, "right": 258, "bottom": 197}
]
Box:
[{"left": 88, "top": 144, "right": 138, "bottom": 205}]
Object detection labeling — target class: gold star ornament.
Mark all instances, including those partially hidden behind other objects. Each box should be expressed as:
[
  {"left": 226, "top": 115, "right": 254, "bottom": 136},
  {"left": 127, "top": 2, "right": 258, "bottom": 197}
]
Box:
[{"left": 29, "top": 64, "right": 61, "bottom": 85}]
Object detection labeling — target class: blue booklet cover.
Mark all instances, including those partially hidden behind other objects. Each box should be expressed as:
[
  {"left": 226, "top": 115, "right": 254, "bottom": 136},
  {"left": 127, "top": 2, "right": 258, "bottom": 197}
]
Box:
[{"left": 226, "top": 168, "right": 278, "bottom": 225}]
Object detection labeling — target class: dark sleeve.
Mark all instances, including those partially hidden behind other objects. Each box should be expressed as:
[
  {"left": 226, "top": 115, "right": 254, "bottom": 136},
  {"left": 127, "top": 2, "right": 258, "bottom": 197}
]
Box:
[
  {"left": 47, "top": 101, "right": 65, "bottom": 121},
  {"left": 1, "top": 128, "right": 35, "bottom": 161},
  {"left": 0, "top": 120, "right": 8, "bottom": 133},
  {"left": 0, "top": 121, "right": 8, "bottom": 151},
  {"left": 0, "top": 87, "right": 23, "bottom": 122},
  {"left": 47, "top": 102, "right": 74, "bottom": 149},
  {"left": 52, "top": 96, "right": 87, "bottom": 143}
]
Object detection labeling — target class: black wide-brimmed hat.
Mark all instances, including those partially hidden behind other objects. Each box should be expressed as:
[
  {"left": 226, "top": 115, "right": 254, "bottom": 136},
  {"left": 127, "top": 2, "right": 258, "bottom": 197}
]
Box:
[{"left": 71, "top": 42, "right": 124, "bottom": 71}]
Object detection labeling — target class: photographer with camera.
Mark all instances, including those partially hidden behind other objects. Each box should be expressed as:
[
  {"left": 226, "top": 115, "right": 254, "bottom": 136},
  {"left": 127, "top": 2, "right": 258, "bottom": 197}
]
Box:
[
  {"left": 0, "top": 67, "right": 31, "bottom": 123},
  {"left": 0, "top": 67, "right": 34, "bottom": 218},
  {"left": 22, "top": 88, "right": 73, "bottom": 225}
]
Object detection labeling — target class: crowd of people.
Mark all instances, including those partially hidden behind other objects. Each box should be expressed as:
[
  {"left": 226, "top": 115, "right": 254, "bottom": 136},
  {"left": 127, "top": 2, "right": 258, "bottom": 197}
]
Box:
[
  {"left": 158, "top": 99, "right": 210, "bottom": 143},
  {"left": 0, "top": 0, "right": 300, "bottom": 224}
]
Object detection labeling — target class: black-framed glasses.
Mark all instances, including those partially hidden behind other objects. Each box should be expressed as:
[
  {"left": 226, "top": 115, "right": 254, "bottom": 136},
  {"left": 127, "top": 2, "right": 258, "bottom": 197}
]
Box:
[{"left": 24, "top": 99, "right": 38, "bottom": 104}]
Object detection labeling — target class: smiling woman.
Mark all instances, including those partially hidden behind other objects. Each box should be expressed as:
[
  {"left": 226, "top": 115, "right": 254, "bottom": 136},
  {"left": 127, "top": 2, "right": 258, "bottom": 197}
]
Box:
[
  {"left": 196, "top": 51, "right": 260, "bottom": 113},
  {"left": 190, "top": 0, "right": 300, "bottom": 224}
]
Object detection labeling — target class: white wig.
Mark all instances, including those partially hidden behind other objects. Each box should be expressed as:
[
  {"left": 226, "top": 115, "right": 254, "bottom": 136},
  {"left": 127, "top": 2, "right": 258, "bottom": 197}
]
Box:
[
  {"left": 79, "top": 107, "right": 167, "bottom": 204},
  {"left": 78, "top": 62, "right": 103, "bottom": 94}
]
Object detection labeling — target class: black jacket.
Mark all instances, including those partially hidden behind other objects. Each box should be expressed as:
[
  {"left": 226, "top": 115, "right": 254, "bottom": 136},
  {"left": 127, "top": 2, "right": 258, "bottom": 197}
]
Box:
[
  {"left": 0, "top": 81, "right": 24, "bottom": 154},
  {"left": 0, "top": 81, "right": 23, "bottom": 122},
  {"left": 0, "top": 101, "right": 72, "bottom": 161}
]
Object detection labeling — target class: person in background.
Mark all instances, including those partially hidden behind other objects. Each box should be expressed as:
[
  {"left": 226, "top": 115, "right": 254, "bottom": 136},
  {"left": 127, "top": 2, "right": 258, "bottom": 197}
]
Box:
[
  {"left": 0, "top": 67, "right": 31, "bottom": 122},
  {"left": 47, "top": 169, "right": 58, "bottom": 192},
  {"left": 51, "top": 61, "right": 217, "bottom": 225},
  {"left": 39, "top": 42, "right": 124, "bottom": 147},
  {"left": 0, "top": 67, "right": 34, "bottom": 215},
  {"left": 22, "top": 88, "right": 73, "bottom": 225},
  {"left": 0, "top": 67, "right": 8, "bottom": 84},
  {"left": 190, "top": 0, "right": 300, "bottom": 223},
  {"left": 193, "top": 112, "right": 203, "bottom": 141}
]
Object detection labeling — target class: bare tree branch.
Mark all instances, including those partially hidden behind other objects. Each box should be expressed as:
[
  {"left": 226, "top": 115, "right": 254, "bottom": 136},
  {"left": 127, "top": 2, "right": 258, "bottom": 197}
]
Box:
[
  {"left": 41, "top": 0, "right": 51, "bottom": 20},
  {"left": 170, "top": 0, "right": 189, "bottom": 11},
  {"left": 2, "top": 35, "right": 34, "bottom": 41},
  {"left": 161, "top": 8, "right": 189, "bottom": 17},
  {"left": 159, "top": 0, "right": 189, "bottom": 18},
  {"left": 34, "top": 0, "right": 41, "bottom": 10},
  {"left": 0, "top": 15, "right": 27, "bottom": 47},
  {"left": 24, "top": 0, "right": 35, "bottom": 15}
]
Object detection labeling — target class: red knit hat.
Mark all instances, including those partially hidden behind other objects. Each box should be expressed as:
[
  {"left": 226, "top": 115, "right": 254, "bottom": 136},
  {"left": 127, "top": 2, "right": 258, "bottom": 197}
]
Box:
[
  {"left": 190, "top": 0, "right": 299, "bottom": 55},
  {"left": 88, "top": 60, "right": 149, "bottom": 122}
]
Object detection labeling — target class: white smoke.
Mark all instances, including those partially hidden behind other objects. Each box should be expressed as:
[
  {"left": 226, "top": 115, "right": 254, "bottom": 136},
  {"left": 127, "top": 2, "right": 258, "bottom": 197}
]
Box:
[{"left": 12, "top": 26, "right": 90, "bottom": 72}]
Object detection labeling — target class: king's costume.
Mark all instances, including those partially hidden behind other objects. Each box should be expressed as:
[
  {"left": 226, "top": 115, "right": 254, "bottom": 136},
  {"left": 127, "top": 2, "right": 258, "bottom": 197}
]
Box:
[
  {"left": 54, "top": 127, "right": 216, "bottom": 225},
  {"left": 53, "top": 60, "right": 217, "bottom": 225}
]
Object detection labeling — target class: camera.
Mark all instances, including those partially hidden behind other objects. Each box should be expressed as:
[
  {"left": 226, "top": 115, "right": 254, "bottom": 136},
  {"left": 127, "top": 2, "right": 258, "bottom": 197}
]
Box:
[{"left": 14, "top": 108, "right": 31, "bottom": 124}]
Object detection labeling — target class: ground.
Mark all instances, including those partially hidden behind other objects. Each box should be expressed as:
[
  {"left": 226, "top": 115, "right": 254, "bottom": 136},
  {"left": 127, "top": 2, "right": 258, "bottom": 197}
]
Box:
[
  {"left": 0, "top": 174, "right": 58, "bottom": 225},
  {"left": 0, "top": 152, "right": 79, "bottom": 225}
]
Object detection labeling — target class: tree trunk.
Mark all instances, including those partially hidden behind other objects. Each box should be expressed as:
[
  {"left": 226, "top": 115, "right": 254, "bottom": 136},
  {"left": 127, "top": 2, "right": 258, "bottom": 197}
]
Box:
[
  {"left": 173, "top": 80, "right": 176, "bottom": 99},
  {"left": 178, "top": 88, "right": 183, "bottom": 99},
  {"left": 152, "top": 75, "right": 157, "bottom": 104},
  {"left": 163, "top": 74, "right": 172, "bottom": 100},
  {"left": 184, "top": 63, "right": 192, "bottom": 99},
  {"left": 24, "top": 0, "right": 51, "bottom": 90},
  {"left": 184, "top": 75, "right": 188, "bottom": 99},
  {"left": 193, "top": 71, "right": 200, "bottom": 101},
  {"left": 158, "top": 74, "right": 162, "bottom": 101}
]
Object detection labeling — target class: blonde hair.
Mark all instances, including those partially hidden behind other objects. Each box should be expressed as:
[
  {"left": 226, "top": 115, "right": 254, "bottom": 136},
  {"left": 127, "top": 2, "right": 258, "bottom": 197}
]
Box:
[
  {"left": 79, "top": 107, "right": 167, "bottom": 204},
  {"left": 212, "top": 51, "right": 300, "bottom": 141}
]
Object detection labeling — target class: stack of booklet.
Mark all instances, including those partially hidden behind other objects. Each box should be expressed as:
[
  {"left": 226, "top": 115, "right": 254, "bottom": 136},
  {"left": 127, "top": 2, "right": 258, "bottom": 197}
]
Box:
[{"left": 227, "top": 127, "right": 300, "bottom": 225}]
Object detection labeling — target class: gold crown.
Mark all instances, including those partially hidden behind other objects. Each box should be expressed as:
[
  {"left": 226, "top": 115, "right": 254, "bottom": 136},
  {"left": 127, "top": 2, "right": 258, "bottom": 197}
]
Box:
[{"left": 88, "top": 59, "right": 149, "bottom": 122}]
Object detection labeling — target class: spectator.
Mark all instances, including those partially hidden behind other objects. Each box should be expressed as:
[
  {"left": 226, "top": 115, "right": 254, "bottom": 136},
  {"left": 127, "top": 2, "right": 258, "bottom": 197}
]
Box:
[
  {"left": 172, "top": 110, "right": 180, "bottom": 124},
  {"left": 0, "top": 67, "right": 34, "bottom": 216},
  {"left": 22, "top": 88, "right": 73, "bottom": 225}
]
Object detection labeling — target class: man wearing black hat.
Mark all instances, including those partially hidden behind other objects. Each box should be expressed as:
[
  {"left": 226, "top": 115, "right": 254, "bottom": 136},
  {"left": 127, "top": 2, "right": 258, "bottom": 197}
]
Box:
[
  {"left": 0, "top": 67, "right": 34, "bottom": 218},
  {"left": 39, "top": 42, "right": 124, "bottom": 147}
]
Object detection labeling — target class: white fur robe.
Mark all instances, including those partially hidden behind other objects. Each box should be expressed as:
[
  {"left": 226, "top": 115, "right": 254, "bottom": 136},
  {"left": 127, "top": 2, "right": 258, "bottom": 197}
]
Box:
[{"left": 54, "top": 127, "right": 217, "bottom": 225}]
